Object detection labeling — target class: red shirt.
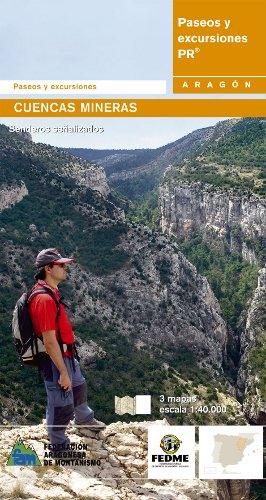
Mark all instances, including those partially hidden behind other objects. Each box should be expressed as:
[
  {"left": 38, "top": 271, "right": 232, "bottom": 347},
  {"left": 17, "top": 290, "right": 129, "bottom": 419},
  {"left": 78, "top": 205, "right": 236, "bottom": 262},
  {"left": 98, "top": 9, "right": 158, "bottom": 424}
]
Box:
[{"left": 28, "top": 281, "right": 75, "bottom": 357}]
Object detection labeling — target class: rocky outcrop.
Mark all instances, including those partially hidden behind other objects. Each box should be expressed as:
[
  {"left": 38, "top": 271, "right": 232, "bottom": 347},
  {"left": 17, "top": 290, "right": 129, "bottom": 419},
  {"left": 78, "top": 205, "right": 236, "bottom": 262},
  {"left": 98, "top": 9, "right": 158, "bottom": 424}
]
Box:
[
  {"left": 0, "top": 182, "right": 28, "bottom": 212},
  {"left": 69, "top": 225, "right": 228, "bottom": 371},
  {"left": 217, "top": 480, "right": 250, "bottom": 500},
  {"left": 49, "top": 159, "right": 110, "bottom": 196},
  {"left": 76, "top": 337, "right": 107, "bottom": 367},
  {"left": 160, "top": 182, "right": 265, "bottom": 263},
  {"left": 0, "top": 419, "right": 248, "bottom": 500},
  {"left": 75, "top": 164, "right": 110, "bottom": 196},
  {"left": 237, "top": 268, "right": 266, "bottom": 423}
]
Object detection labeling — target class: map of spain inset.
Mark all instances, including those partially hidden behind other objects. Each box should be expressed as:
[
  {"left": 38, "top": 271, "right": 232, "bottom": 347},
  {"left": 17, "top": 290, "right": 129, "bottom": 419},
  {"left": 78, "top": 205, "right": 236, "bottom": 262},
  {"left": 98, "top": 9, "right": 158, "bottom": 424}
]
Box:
[{"left": 199, "top": 426, "right": 263, "bottom": 479}]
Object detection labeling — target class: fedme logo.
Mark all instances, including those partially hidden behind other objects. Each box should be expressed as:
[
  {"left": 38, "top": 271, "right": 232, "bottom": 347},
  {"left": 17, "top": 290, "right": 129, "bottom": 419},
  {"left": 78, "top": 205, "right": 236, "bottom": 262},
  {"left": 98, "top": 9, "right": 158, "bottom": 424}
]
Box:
[
  {"left": 160, "top": 434, "right": 181, "bottom": 454},
  {"left": 152, "top": 434, "right": 189, "bottom": 463}
]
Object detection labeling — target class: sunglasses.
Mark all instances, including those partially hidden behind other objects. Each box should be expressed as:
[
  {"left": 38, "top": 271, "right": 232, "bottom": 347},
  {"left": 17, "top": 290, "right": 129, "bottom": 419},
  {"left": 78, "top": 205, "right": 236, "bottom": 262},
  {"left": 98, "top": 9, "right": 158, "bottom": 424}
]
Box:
[{"left": 49, "top": 263, "right": 67, "bottom": 268}]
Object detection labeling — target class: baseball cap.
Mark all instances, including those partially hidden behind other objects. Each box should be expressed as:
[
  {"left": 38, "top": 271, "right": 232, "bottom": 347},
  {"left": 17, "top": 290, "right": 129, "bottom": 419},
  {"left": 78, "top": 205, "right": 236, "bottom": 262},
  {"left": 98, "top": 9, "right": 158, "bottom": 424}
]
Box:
[{"left": 35, "top": 248, "right": 75, "bottom": 268}]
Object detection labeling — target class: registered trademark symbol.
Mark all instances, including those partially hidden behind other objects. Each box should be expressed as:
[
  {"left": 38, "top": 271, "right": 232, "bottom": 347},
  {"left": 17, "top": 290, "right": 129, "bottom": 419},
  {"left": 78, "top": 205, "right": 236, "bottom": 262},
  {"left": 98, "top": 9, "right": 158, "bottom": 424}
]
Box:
[{"left": 195, "top": 48, "right": 200, "bottom": 53}]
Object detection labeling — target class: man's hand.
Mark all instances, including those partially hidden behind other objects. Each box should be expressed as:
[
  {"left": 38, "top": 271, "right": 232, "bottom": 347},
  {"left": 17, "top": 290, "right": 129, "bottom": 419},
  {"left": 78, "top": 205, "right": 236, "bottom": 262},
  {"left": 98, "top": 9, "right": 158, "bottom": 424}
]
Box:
[{"left": 58, "top": 370, "right": 72, "bottom": 391}]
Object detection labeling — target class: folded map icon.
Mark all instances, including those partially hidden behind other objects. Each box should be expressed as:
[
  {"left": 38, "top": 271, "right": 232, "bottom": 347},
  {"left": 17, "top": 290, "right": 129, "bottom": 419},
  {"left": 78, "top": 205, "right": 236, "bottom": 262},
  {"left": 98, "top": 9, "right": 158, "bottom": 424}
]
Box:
[{"left": 115, "top": 395, "right": 151, "bottom": 415}]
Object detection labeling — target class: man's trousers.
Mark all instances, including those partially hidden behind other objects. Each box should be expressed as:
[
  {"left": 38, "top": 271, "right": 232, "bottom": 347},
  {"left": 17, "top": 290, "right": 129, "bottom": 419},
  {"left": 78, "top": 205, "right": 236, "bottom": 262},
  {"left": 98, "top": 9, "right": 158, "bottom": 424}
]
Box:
[{"left": 42, "top": 356, "right": 94, "bottom": 445}]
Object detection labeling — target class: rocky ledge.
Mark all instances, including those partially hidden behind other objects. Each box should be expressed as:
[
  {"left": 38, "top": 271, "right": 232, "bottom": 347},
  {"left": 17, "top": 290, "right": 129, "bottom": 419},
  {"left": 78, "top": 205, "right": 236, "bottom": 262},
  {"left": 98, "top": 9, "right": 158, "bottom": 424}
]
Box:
[{"left": 0, "top": 419, "right": 248, "bottom": 500}]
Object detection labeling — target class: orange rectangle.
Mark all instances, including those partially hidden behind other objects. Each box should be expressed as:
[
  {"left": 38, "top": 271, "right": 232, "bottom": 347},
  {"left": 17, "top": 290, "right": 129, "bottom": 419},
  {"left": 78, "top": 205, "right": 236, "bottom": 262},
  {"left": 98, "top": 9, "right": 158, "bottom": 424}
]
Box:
[
  {"left": 0, "top": 99, "right": 266, "bottom": 117},
  {"left": 173, "top": 77, "right": 266, "bottom": 94},
  {"left": 173, "top": 0, "right": 266, "bottom": 94}
]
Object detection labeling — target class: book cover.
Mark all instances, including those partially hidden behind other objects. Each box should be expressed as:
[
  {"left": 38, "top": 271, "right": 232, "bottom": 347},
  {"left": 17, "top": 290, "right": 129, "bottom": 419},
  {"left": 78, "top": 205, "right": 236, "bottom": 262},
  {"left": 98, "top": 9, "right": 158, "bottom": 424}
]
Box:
[{"left": 0, "top": 0, "right": 265, "bottom": 498}]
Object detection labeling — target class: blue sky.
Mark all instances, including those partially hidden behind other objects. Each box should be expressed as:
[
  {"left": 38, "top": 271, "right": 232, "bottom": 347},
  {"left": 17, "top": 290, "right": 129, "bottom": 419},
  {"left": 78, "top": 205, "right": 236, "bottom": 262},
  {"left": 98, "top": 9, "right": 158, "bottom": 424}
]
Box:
[
  {"left": 1, "top": 117, "right": 225, "bottom": 149},
  {"left": 0, "top": 0, "right": 257, "bottom": 149},
  {"left": 0, "top": 0, "right": 170, "bottom": 80}
]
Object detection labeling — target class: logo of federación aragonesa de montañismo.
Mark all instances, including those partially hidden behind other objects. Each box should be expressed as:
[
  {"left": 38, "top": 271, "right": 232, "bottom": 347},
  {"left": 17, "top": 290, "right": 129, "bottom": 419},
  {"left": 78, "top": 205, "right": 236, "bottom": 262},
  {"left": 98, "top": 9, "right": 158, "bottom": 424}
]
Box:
[
  {"left": 160, "top": 434, "right": 182, "bottom": 454},
  {"left": 6, "top": 436, "right": 42, "bottom": 466}
]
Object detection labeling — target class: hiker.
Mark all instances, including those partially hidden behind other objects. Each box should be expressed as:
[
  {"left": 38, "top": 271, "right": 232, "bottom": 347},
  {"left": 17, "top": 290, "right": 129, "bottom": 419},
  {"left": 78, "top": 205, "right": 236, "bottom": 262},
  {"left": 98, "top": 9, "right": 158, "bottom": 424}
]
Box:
[{"left": 28, "top": 248, "right": 105, "bottom": 450}]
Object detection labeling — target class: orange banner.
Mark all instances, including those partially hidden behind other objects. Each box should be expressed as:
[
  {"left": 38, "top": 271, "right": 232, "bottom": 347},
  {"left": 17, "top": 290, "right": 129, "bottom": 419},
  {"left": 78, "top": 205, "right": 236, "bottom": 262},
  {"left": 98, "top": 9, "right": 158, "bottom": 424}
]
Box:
[
  {"left": 173, "top": 77, "right": 266, "bottom": 94},
  {"left": 173, "top": 0, "right": 266, "bottom": 94},
  {"left": 0, "top": 99, "right": 266, "bottom": 117}
]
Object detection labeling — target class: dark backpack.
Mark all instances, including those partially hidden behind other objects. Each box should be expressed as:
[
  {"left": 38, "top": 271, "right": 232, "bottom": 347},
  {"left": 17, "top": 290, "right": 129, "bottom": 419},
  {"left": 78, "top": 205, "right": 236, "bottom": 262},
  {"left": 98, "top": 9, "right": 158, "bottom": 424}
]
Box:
[{"left": 11, "top": 286, "right": 60, "bottom": 367}]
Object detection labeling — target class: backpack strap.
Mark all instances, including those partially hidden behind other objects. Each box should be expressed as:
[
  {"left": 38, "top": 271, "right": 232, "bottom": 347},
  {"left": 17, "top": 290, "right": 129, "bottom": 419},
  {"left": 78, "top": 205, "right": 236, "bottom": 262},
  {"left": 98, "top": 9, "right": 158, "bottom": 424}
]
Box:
[{"left": 27, "top": 287, "right": 61, "bottom": 320}]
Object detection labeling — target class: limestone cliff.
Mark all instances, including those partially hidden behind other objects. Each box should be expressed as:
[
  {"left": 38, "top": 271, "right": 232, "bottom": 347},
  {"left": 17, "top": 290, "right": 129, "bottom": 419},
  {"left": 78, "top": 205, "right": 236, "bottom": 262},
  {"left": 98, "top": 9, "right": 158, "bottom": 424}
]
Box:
[
  {"left": 0, "top": 182, "right": 28, "bottom": 213},
  {"left": 68, "top": 225, "right": 228, "bottom": 372},
  {"left": 74, "top": 163, "right": 109, "bottom": 196},
  {"left": 160, "top": 181, "right": 265, "bottom": 263},
  {"left": 237, "top": 268, "right": 266, "bottom": 424}
]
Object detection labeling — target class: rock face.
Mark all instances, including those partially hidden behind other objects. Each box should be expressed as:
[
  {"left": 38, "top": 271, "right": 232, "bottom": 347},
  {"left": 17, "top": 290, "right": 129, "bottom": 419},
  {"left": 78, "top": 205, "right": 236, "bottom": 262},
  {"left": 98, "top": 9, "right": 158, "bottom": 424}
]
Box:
[
  {"left": 0, "top": 182, "right": 28, "bottom": 212},
  {"left": 217, "top": 480, "right": 250, "bottom": 500},
  {"left": 75, "top": 163, "right": 110, "bottom": 196},
  {"left": 0, "top": 420, "right": 249, "bottom": 500},
  {"left": 237, "top": 268, "right": 266, "bottom": 423},
  {"left": 160, "top": 182, "right": 266, "bottom": 263},
  {"left": 77, "top": 337, "right": 107, "bottom": 367},
  {"left": 69, "top": 225, "right": 228, "bottom": 371},
  {"left": 50, "top": 158, "right": 110, "bottom": 196}
]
